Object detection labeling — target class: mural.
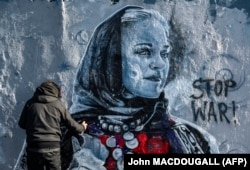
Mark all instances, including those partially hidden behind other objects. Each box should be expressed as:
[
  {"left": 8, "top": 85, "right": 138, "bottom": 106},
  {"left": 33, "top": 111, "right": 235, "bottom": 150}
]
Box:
[
  {"left": 60, "top": 5, "right": 219, "bottom": 170},
  {"left": 0, "top": 0, "right": 249, "bottom": 170}
]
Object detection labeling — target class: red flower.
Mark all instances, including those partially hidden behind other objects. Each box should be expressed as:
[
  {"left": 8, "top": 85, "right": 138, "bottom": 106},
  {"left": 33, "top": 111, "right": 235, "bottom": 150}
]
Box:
[
  {"left": 133, "top": 133, "right": 169, "bottom": 154},
  {"left": 133, "top": 133, "right": 148, "bottom": 154},
  {"left": 98, "top": 135, "right": 109, "bottom": 145},
  {"left": 147, "top": 136, "right": 169, "bottom": 154},
  {"left": 105, "top": 157, "right": 116, "bottom": 170}
]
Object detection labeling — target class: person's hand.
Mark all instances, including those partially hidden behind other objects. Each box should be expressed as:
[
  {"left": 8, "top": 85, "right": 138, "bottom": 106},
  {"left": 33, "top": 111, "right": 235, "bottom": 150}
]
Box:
[{"left": 81, "top": 121, "right": 88, "bottom": 131}]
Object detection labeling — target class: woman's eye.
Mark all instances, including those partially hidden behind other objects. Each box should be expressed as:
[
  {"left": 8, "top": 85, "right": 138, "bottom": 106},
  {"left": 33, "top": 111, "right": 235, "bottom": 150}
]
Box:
[
  {"left": 161, "top": 51, "right": 170, "bottom": 59},
  {"left": 161, "top": 45, "right": 171, "bottom": 59},
  {"left": 135, "top": 48, "right": 150, "bottom": 56}
]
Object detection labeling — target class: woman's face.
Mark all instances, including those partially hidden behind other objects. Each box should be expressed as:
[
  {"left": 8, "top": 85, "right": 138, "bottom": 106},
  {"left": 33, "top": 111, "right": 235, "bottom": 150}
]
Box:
[{"left": 121, "top": 17, "right": 171, "bottom": 98}]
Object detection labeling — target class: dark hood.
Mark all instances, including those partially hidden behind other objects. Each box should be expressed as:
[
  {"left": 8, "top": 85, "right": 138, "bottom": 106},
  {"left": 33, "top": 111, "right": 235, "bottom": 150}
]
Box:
[{"left": 34, "top": 81, "right": 60, "bottom": 103}]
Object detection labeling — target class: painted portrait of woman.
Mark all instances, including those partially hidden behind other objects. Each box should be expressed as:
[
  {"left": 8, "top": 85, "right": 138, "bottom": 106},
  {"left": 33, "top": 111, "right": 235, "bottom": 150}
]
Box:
[{"left": 61, "top": 5, "right": 219, "bottom": 170}]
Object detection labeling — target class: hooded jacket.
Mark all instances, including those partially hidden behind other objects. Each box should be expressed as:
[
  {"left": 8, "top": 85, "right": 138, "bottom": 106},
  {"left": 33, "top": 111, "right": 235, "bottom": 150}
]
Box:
[{"left": 18, "top": 81, "right": 84, "bottom": 149}]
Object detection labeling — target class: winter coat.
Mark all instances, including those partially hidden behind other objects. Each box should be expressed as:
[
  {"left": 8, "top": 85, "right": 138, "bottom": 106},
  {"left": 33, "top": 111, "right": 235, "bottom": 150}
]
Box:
[{"left": 18, "top": 81, "right": 84, "bottom": 150}]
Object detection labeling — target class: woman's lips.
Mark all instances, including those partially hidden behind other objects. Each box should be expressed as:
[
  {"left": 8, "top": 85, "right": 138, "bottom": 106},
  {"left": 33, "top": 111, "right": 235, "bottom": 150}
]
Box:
[{"left": 144, "top": 75, "right": 162, "bottom": 82}]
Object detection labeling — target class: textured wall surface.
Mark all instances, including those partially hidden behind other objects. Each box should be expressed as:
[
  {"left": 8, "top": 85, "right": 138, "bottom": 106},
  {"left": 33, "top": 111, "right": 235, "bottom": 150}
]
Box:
[{"left": 0, "top": 0, "right": 250, "bottom": 169}]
